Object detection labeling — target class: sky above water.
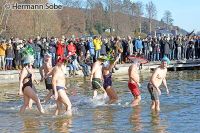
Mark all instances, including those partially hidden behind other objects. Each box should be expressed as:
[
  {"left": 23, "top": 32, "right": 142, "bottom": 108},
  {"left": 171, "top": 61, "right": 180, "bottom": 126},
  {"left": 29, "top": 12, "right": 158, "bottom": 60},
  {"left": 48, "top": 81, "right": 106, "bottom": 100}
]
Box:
[
  {"left": 136, "top": 0, "right": 200, "bottom": 32},
  {"left": 50, "top": 0, "right": 200, "bottom": 33}
]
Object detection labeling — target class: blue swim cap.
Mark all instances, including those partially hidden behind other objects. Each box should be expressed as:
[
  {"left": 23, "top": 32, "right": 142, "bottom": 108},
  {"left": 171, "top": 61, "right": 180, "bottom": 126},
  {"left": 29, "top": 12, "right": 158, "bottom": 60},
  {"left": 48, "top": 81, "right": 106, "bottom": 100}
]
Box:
[{"left": 161, "top": 56, "right": 170, "bottom": 64}]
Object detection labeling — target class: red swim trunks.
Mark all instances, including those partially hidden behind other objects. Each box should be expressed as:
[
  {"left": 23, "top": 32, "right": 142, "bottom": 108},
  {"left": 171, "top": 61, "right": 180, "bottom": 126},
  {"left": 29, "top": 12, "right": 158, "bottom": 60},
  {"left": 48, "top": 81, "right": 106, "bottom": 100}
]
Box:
[{"left": 128, "top": 82, "right": 140, "bottom": 97}]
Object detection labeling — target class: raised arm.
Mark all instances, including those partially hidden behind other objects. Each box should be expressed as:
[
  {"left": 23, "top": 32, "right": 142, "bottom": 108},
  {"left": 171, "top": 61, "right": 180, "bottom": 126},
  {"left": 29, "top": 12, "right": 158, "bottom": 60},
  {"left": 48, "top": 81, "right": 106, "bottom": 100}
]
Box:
[{"left": 109, "top": 55, "right": 120, "bottom": 71}]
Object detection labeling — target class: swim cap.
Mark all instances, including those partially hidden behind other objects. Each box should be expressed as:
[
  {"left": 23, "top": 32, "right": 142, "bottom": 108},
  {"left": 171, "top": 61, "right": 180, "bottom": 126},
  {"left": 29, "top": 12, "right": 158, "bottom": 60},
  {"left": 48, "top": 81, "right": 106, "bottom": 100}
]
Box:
[
  {"left": 103, "top": 61, "right": 110, "bottom": 68},
  {"left": 57, "top": 56, "right": 68, "bottom": 64},
  {"left": 161, "top": 56, "right": 170, "bottom": 64},
  {"left": 23, "top": 55, "right": 34, "bottom": 64}
]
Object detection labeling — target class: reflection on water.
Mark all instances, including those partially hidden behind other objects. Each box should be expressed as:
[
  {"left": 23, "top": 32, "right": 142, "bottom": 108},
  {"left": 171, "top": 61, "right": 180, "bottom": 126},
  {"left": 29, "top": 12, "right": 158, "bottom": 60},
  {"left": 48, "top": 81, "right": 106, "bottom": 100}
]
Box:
[
  {"left": 49, "top": 117, "right": 72, "bottom": 133},
  {"left": 129, "top": 106, "right": 143, "bottom": 132},
  {"left": 150, "top": 111, "right": 168, "bottom": 133},
  {"left": 0, "top": 70, "right": 200, "bottom": 132},
  {"left": 93, "top": 107, "right": 116, "bottom": 133},
  {"left": 21, "top": 116, "right": 41, "bottom": 133}
]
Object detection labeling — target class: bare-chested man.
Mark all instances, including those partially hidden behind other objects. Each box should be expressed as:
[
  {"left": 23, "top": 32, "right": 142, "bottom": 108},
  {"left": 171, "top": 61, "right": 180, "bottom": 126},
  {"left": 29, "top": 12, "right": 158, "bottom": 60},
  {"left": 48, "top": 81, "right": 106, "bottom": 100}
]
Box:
[
  {"left": 52, "top": 57, "right": 72, "bottom": 116},
  {"left": 39, "top": 53, "right": 53, "bottom": 103},
  {"left": 147, "top": 56, "right": 170, "bottom": 112},
  {"left": 90, "top": 56, "right": 107, "bottom": 98},
  {"left": 102, "top": 56, "right": 120, "bottom": 104},
  {"left": 128, "top": 61, "right": 141, "bottom": 107}
]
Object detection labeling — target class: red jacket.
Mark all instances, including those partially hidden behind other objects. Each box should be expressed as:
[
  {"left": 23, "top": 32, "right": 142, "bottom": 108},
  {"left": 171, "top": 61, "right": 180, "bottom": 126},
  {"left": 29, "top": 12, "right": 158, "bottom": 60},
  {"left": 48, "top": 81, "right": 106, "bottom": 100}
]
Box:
[
  {"left": 56, "top": 41, "right": 66, "bottom": 56},
  {"left": 67, "top": 44, "right": 76, "bottom": 55}
]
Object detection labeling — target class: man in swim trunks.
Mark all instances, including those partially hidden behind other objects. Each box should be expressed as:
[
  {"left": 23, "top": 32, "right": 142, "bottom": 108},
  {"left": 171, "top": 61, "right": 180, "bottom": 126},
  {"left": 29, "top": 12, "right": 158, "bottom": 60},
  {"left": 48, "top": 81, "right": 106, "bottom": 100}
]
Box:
[
  {"left": 52, "top": 57, "right": 72, "bottom": 116},
  {"left": 102, "top": 55, "right": 120, "bottom": 104},
  {"left": 128, "top": 60, "right": 141, "bottom": 107},
  {"left": 90, "top": 56, "right": 107, "bottom": 98},
  {"left": 147, "top": 56, "right": 170, "bottom": 111},
  {"left": 39, "top": 53, "right": 53, "bottom": 103}
]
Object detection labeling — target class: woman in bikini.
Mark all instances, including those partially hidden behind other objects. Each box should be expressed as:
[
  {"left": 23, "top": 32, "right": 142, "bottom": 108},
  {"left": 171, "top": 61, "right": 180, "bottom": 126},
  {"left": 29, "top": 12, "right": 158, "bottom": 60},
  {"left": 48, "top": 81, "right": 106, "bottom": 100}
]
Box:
[
  {"left": 52, "top": 57, "right": 72, "bottom": 116},
  {"left": 19, "top": 55, "right": 44, "bottom": 114}
]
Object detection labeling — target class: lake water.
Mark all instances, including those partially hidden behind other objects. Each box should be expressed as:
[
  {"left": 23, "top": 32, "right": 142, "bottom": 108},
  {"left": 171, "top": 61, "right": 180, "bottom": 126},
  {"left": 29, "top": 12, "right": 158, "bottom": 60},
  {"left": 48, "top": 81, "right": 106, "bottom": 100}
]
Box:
[{"left": 0, "top": 70, "right": 200, "bottom": 133}]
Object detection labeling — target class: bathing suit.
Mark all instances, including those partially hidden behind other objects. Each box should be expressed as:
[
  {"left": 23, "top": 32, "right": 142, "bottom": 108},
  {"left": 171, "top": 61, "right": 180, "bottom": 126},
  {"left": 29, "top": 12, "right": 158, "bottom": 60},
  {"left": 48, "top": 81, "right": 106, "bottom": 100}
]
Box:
[
  {"left": 22, "top": 68, "right": 32, "bottom": 92},
  {"left": 147, "top": 83, "right": 159, "bottom": 100},
  {"left": 92, "top": 78, "right": 102, "bottom": 90},
  {"left": 103, "top": 73, "right": 112, "bottom": 89},
  {"left": 128, "top": 82, "right": 140, "bottom": 97},
  {"left": 56, "top": 86, "right": 65, "bottom": 91},
  {"left": 45, "top": 77, "right": 53, "bottom": 90}
]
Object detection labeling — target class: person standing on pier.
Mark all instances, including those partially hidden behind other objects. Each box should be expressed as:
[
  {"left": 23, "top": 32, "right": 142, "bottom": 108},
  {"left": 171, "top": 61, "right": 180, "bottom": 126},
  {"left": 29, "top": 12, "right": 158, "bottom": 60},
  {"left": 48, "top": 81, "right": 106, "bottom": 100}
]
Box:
[{"left": 147, "top": 56, "right": 170, "bottom": 111}]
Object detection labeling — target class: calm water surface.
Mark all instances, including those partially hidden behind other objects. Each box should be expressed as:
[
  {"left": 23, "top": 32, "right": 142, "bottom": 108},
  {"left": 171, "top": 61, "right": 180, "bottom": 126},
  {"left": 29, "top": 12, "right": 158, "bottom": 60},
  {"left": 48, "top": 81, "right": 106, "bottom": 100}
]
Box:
[{"left": 0, "top": 70, "right": 200, "bottom": 133}]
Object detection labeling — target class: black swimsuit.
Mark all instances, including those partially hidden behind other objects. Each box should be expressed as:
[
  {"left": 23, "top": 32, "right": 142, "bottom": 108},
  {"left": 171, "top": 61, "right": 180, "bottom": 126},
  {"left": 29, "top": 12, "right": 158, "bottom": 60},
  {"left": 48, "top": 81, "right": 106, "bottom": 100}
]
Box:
[
  {"left": 22, "top": 68, "right": 32, "bottom": 92},
  {"left": 103, "top": 73, "right": 112, "bottom": 89}
]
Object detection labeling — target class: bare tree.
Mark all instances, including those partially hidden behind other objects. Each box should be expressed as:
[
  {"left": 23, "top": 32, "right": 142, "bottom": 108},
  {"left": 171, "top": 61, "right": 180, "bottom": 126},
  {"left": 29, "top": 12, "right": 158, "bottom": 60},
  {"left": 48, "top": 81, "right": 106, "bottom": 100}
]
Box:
[
  {"left": 145, "top": 1, "right": 157, "bottom": 34},
  {"left": 162, "top": 10, "right": 173, "bottom": 30},
  {"left": 0, "top": 0, "right": 10, "bottom": 35},
  {"left": 131, "top": 1, "right": 143, "bottom": 33}
]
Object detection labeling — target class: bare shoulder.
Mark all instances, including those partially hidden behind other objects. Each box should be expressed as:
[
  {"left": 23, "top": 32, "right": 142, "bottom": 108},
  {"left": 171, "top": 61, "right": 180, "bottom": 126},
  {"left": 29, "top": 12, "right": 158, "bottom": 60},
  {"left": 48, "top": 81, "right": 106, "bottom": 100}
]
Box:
[{"left": 129, "top": 64, "right": 134, "bottom": 69}]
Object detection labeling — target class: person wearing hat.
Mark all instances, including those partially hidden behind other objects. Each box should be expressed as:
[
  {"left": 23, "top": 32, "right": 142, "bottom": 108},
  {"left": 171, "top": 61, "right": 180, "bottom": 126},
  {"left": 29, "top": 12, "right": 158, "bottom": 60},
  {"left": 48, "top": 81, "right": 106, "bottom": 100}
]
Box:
[
  {"left": 52, "top": 56, "right": 72, "bottom": 116},
  {"left": 147, "top": 56, "right": 170, "bottom": 112},
  {"left": 128, "top": 60, "right": 141, "bottom": 107},
  {"left": 39, "top": 53, "right": 53, "bottom": 103},
  {"left": 19, "top": 54, "right": 44, "bottom": 114},
  {"left": 90, "top": 55, "right": 107, "bottom": 99}
]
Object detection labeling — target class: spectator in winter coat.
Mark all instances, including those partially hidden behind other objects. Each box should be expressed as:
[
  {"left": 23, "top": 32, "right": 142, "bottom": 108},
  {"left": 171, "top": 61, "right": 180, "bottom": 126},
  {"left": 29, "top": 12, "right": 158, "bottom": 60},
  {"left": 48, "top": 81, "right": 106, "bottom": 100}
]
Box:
[
  {"left": 5, "top": 41, "right": 15, "bottom": 70},
  {"left": 135, "top": 36, "right": 143, "bottom": 54},
  {"left": 56, "top": 40, "right": 66, "bottom": 58},
  {"left": 93, "top": 36, "right": 102, "bottom": 60},
  {"left": 0, "top": 40, "right": 7, "bottom": 70},
  {"left": 87, "top": 37, "right": 95, "bottom": 63},
  {"left": 49, "top": 37, "right": 57, "bottom": 66},
  {"left": 67, "top": 40, "right": 76, "bottom": 56}
]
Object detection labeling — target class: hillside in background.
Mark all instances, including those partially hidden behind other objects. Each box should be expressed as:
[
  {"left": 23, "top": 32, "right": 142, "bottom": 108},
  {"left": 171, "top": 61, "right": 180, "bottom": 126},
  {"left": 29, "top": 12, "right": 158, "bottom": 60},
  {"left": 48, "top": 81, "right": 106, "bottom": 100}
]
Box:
[{"left": 0, "top": 0, "right": 188, "bottom": 38}]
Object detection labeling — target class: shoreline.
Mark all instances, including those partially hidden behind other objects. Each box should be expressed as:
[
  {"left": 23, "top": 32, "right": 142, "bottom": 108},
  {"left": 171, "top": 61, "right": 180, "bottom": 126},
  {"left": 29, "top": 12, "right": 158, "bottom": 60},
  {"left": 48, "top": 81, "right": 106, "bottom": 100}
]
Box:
[{"left": 1, "top": 59, "right": 200, "bottom": 84}]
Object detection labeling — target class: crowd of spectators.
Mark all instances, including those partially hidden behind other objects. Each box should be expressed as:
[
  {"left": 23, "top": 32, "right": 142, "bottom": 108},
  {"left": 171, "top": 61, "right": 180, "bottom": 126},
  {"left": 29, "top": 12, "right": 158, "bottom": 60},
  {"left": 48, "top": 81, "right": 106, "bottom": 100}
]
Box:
[{"left": 0, "top": 34, "right": 200, "bottom": 76}]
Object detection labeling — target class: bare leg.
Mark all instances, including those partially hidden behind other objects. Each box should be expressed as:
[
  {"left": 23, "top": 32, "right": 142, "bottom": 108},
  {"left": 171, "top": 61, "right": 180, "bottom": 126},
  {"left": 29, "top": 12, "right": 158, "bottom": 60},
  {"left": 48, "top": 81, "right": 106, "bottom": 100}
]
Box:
[
  {"left": 155, "top": 100, "right": 160, "bottom": 112},
  {"left": 151, "top": 100, "right": 156, "bottom": 110},
  {"left": 24, "top": 87, "right": 44, "bottom": 114},
  {"left": 55, "top": 99, "right": 62, "bottom": 115},
  {"left": 28, "top": 99, "right": 33, "bottom": 109},
  {"left": 100, "top": 87, "right": 107, "bottom": 98},
  {"left": 19, "top": 94, "right": 30, "bottom": 113},
  {"left": 43, "top": 90, "right": 54, "bottom": 104},
  {"left": 131, "top": 95, "right": 141, "bottom": 107},
  {"left": 58, "top": 90, "right": 72, "bottom": 116},
  {"left": 105, "top": 87, "right": 118, "bottom": 104},
  {"left": 93, "top": 90, "right": 98, "bottom": 99}
]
